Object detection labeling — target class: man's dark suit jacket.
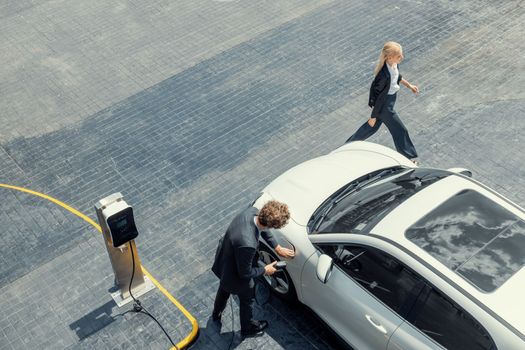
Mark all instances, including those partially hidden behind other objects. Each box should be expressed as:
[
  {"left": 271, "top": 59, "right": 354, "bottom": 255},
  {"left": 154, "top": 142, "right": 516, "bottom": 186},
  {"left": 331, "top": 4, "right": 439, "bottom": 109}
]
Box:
[
  {"left": 368, "top": 63, "right": 402, "bottom": 118},
  {"left": 212, "top": 206, "right": 278, "bottom": 294}
]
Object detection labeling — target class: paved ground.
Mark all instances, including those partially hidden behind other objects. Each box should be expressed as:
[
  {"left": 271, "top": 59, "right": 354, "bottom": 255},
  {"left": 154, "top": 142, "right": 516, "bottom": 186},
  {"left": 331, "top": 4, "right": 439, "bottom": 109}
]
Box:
[{"left": 0, "top": 0, "right": 524, "bottom": 349}]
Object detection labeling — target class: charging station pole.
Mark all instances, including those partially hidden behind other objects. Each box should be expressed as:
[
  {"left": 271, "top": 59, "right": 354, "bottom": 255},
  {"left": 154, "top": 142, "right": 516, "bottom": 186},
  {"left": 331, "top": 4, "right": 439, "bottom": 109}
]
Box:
[{"left": 95, "top": 193, "right": 155, "bottom": 307}]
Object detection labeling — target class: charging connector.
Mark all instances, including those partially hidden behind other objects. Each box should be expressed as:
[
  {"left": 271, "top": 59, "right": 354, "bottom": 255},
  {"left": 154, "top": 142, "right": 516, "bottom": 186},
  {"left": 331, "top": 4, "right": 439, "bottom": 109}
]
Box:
[{"left": 274, "top": 261, "right": 286, "bottom": 270}]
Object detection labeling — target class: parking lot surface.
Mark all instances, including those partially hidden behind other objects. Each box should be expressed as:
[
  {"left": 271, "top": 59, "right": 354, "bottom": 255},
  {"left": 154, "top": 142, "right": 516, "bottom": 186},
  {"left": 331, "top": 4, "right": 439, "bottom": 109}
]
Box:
[{"left": 1, "top": 0, "right": 524, "bottom": 349}]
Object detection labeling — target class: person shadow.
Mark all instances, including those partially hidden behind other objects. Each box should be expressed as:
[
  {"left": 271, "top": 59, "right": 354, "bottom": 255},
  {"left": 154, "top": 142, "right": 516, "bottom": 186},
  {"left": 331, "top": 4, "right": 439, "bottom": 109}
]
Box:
[
  {"left": 193, "top": 283, "right": 272, "bottom": 349},
  {"left": 192, "top": 316, "right": 240, "bottom": 350},
  {"left": 193, "top": 281, "right": 342, "bottom": 350}
]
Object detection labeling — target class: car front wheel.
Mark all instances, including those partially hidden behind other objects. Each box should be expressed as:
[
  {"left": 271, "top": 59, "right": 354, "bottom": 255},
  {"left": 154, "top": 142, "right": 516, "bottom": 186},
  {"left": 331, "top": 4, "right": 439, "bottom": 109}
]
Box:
[{"left": 258, "top": 243, "right": 297, "bottom": 303}]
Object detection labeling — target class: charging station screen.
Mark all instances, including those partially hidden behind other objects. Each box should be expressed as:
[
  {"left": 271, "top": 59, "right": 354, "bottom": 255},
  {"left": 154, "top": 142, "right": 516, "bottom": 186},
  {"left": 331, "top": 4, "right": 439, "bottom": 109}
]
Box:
[{"left": 107, "top": 207, "right": 138, "bottom": 247}]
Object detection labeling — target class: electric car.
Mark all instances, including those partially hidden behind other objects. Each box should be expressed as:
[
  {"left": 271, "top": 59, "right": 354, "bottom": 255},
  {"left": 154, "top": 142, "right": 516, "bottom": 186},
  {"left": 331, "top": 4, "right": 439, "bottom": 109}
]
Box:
[{"left": 254, "top": 141, "right": 525, "bottom": 350}]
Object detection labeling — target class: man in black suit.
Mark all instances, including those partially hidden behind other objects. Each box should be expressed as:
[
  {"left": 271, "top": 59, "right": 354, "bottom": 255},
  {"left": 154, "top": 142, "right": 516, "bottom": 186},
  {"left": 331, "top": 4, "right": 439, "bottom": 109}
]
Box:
[{"left": 211, "top": 200, "right": 294, "bottom": 337}]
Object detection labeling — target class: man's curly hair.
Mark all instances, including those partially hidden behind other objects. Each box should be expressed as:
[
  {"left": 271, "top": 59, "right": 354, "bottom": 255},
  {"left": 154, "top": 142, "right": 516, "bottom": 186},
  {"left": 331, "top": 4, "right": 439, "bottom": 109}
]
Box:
[{"left": 258, "top": 200, "right": 290, "bottom": 229}]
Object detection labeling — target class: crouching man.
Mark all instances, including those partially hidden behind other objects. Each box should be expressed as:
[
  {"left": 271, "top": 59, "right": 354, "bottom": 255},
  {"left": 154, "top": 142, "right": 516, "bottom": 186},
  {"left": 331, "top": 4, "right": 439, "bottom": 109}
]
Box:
[{"left": 211, "top": 200, "right": 295, "bottom": 337}]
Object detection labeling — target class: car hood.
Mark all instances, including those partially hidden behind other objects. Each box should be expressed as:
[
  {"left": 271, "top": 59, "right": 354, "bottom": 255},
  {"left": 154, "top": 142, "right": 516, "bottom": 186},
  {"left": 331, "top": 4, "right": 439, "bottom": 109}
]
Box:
[{"left": 262, "top": 146, "right": 410, "bottom": 226}]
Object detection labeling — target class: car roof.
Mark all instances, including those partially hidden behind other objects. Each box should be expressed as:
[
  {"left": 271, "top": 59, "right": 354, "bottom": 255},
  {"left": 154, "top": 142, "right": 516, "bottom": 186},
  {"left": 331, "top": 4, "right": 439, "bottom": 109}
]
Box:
[{"left": 371, "top": 175, "right": 525, "bottom": 335}]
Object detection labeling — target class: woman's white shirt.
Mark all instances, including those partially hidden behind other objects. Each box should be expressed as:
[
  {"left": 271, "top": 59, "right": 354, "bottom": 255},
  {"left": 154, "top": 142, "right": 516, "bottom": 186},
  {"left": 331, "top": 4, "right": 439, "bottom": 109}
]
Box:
[{"left": 386, "top": 63, "right": 400, "bottom": 95}]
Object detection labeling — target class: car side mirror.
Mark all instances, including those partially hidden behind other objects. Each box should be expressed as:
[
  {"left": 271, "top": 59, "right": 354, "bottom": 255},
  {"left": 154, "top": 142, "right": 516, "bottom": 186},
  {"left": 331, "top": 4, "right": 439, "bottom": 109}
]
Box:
[{"left": 316, "top": 254, "right": 334, "bottom": 284}]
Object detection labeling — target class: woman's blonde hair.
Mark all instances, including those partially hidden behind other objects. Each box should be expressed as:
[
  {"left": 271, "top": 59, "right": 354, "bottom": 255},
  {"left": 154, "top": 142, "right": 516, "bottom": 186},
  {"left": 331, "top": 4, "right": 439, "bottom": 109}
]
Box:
[{"left": 374, "top": 41, "right": 403, "bottom": 76}]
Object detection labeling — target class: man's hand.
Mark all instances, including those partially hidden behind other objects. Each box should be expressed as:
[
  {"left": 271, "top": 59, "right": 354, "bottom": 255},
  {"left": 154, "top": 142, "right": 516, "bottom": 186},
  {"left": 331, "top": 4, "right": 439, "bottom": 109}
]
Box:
[
  {"left": 367, "top": 118, "right": 377, "bottom": 127},
  {"left": 275, "top": 245, "right": 295, "bottom": 259},
  {"left": 264, "top": 261, "right": 277, "bottom": 276}
]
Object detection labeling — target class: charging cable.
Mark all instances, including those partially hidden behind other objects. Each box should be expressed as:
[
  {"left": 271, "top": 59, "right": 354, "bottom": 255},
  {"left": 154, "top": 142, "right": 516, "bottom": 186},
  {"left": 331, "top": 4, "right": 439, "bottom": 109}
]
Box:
[
  {"left": 129, "top": 242, "right": 179, "bottom": 350},
  {"left": 227, "top": 296, "right": 235, "bottom": 350}
]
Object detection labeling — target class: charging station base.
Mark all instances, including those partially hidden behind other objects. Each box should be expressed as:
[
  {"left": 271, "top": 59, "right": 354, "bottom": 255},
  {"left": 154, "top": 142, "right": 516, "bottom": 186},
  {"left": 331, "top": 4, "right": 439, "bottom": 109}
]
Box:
[{"left": 111, "top": 275, "right": 156, "bottom": 307}]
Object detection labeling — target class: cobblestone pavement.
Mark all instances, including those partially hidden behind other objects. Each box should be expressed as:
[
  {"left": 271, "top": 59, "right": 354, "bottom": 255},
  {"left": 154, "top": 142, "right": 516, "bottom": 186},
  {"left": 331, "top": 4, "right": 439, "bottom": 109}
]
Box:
[{"left": 1, "top": 0, "right": 524, "bottom": 349}]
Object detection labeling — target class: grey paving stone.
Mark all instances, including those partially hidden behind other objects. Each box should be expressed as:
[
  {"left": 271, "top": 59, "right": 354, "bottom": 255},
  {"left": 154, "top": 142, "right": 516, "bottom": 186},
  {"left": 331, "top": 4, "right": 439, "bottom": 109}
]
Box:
[{"left": 0, "top": 0, "right": 524, "bottom": 349}]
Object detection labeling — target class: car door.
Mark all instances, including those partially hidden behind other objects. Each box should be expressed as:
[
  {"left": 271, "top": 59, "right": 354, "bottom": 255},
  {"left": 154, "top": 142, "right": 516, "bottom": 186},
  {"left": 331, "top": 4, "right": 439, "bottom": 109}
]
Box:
[
  {"left": 301, "top": 237, "right": 424, "bottom": 350},
  {"left": 388, "top": 285, "right": 497, "bottom": 350}
]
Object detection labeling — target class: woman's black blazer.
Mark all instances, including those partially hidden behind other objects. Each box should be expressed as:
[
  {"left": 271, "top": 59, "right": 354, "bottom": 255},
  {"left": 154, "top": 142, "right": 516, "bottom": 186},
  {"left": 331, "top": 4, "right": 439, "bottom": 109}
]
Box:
[{"left": 368, "top": 64, "right": 402, "bottom": 118}]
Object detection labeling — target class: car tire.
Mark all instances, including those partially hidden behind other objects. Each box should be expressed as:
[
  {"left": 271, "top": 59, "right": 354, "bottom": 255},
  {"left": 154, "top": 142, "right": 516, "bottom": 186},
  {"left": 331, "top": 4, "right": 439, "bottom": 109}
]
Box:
[{"left": 258, "top": 243, "right": 298, "bottom": 303}]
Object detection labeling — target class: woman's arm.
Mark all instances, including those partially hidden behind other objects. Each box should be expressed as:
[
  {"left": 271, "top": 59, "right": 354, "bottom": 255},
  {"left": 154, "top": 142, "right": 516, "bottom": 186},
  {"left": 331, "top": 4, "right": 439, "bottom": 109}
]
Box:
[
  {"left": 368, "top": 73, "right": 387, "bottom": 126},
  {"left": 369, "top": 75, "right": 386, "bottom": 107},
  {"left": 400, "top": 78, "right": 419, "bottom": 94}
]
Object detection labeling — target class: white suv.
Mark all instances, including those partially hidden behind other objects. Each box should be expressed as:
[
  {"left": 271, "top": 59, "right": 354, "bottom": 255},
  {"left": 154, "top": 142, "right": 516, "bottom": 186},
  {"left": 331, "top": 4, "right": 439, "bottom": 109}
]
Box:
[{"left": 255, "top": 141, "right": 524, "bottom": 350}]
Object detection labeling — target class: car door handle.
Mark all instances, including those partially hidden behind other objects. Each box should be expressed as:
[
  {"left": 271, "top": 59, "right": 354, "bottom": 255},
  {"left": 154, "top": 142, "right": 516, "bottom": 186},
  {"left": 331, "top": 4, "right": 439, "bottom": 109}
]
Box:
[
  {"left": 280, "top": 239, "right": 296, "bottom": 255},
  {"left": 365, "top": 314, "right": 387, "bottom": 335},
  {"left": 284, "top": 239, "right": 295, "bottom": 252}
]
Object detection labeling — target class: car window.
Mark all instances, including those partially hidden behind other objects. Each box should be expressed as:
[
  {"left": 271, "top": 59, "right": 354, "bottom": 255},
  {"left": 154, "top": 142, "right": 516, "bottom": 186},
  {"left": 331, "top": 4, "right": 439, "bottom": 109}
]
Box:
[
  {"left": 412, "top": 288, "right": 496, "bottom": 350},
  {"left": 406, "top": 189, "right": 525, "bottom": 292},
  {"left": 318, "top": 244, "right": 424, "bottom": 316}
]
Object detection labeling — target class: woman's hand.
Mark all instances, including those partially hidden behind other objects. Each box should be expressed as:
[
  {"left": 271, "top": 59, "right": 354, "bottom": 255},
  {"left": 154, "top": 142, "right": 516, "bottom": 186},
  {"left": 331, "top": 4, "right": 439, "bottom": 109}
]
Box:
[
  {"left": 368, "top": 118, "right": 377, "bottom": 127},
  {"left": 401, "top": 78, "right": 419, "bottom": 95},
  {"left": 409, "top": 84, "right": 419, "bottom": 95}
]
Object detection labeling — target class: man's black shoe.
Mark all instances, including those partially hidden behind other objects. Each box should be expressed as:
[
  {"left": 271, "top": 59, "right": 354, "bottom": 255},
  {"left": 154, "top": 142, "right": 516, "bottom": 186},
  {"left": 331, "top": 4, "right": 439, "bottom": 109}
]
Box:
[
  {"left": 211, "top": 311, "right": 222, "bottom": 322},
  {"left": 241, "top": 320, "right": 268, "bottom": 337}
]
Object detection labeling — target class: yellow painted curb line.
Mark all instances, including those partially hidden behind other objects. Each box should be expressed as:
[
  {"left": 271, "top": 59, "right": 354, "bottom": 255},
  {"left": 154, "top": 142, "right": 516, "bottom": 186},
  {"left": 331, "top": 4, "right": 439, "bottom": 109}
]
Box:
[{"left": 0, "top": 183, "right": 199, "bottom": 350}]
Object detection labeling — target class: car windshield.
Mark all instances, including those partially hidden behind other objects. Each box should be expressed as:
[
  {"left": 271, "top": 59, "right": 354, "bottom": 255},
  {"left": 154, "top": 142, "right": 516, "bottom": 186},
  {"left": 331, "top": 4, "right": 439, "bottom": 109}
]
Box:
[{"left": 310, "top": 168, "right": 451, "bottom": 234}]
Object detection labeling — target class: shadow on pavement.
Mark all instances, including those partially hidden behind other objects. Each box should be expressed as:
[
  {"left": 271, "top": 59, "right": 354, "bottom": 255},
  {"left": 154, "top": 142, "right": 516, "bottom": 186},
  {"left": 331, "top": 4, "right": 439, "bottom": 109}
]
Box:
[{"left": 69, "top": 300, "right": 117, "bottom": 340}]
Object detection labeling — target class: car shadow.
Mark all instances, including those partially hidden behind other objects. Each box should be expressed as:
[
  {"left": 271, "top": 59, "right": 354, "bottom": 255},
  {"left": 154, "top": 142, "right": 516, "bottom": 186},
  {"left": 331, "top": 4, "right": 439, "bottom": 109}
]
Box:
[{"left": 263, "top": 295, "right": 354, "bottom": 350}]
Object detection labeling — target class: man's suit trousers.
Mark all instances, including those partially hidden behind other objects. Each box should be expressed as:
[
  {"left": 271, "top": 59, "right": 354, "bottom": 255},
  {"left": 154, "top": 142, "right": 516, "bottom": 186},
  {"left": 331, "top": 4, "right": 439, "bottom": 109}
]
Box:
[{"left": 213, "top": 285, "right": 256, "bottom": 331}]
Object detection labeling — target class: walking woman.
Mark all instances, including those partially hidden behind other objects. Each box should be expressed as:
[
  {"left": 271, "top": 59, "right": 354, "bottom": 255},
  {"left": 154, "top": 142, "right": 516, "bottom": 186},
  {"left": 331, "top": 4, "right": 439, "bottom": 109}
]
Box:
[{"left": 347, "top": 41, "right": 420, "bottom": 163}]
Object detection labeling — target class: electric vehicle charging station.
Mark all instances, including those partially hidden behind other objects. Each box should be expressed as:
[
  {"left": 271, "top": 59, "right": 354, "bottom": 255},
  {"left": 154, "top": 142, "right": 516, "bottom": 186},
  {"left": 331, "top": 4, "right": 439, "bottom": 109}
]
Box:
[{"left": 95, "top": 193, "right": 155, "bottom": 307}]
